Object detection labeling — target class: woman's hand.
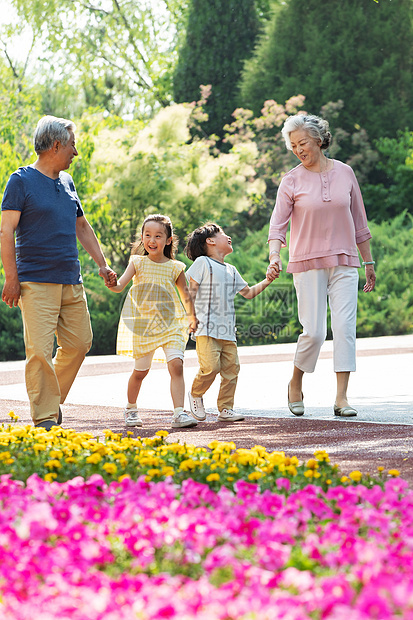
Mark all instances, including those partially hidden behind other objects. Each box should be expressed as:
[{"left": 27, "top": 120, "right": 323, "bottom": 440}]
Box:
[{"left": 363, "top": 265, "right": 376, "bottom": 292}]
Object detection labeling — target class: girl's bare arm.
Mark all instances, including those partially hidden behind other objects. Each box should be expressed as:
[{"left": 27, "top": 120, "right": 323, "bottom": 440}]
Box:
[
  {"left": 176, "top": 272, "right": 198, "bottom": 333},
  {"left": 106, "top": 261, "right": 136, "bottom": 292}
]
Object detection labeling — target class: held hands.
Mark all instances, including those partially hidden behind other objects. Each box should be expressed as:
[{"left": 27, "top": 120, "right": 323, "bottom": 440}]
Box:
[
  {"left": 188, "top": 315, "right": 199, "bottom": 335},
  {"left": 99, "top": 266, "right": 117, "bottom": 288},
  {"left": 266, "top": 256, "right": 282, "bottom": 282},
  {"left": 363, "top": 264, "right": 376, "bottom": 293}
]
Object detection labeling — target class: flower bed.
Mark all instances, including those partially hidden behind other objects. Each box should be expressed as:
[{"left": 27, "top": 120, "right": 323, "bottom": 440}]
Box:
[{"left": 0, "top": 420, "right": 411, "bottom": 619}]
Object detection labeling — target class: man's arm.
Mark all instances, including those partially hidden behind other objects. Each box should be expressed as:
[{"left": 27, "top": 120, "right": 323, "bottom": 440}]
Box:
[
  {"left": 0, "top": 210, "right": 21, "bottom": 307},
  {"left": 76, "top": 215, "right": 117, "bottom": 285}
]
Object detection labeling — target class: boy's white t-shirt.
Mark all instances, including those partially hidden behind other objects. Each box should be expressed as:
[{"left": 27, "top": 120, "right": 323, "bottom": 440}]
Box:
[{"left": 186, "top": 256, "right": 247, "bottom": 341}]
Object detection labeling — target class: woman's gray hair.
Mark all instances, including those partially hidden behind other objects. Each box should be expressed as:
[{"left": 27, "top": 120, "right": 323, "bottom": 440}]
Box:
[
  {"left": 33, "top": 115, "right": 76, "bottom": 154},
  {"left": 281, "top": 114, "right": 332, "bottom": 151}
]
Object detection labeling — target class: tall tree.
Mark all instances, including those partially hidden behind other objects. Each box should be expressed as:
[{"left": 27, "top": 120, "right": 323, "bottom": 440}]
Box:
[
  {"left": 173, "top": 0, "right": 260, "bottom": 138},
  {"left": 239, "top": 0, "right": 413, "bottom": 144},
  {"left": 0, "top": 0, "right": 186, "bottom": 116}
]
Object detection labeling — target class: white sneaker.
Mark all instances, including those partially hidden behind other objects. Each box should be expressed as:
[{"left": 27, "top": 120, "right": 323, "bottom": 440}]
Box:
[
  {"left": 124, "top": 408, "right": 143, "bottom": 427},
  {"left": 171, "top": 412, "right": 198, "bottom": 428},
  {"left": 188, "top": 391, "right": 207, "bottom": 421},
  {"left": 218, "top": 409, "right": 245, "bottom": 422}
]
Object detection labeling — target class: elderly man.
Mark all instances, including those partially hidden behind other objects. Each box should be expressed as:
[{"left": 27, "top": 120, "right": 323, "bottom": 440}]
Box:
[{"left": 0, "top": 115, "right": 116, "bottom": 429}]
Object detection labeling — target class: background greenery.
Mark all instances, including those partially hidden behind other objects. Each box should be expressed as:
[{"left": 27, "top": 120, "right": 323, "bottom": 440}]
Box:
[{"left": 0, "top": 0, "right": 412, "bottom": 361}]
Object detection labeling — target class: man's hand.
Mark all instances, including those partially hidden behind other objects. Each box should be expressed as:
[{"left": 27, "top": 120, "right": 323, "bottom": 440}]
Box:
[{"left": 2, "top": 279, "right": 21, "bottom": 308}]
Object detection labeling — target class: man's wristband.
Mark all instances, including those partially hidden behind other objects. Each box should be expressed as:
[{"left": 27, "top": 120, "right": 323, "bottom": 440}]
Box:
[{"left": 362, "top": 261, "right": 375, "bottom": 266}]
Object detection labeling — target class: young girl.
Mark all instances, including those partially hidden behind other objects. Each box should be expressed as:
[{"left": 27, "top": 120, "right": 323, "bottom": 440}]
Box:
[
  {"left": 108, "top": 214, "right": 198, "bottom": 429},
  {"left": 185, "top": 222, "right": 274, "bottom": 422}
]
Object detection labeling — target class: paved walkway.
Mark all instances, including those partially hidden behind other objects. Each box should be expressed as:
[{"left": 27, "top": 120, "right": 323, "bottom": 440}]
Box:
[{"left": 1, "top": 334, "right": 412, "bottom": 482}]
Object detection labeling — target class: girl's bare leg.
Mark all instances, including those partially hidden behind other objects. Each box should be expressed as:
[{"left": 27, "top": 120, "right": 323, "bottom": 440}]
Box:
[
  {"left": 127, "top": 369, "right": 149, "bottom": 405},
  {"left": 167, "top": 358, "right": 184, "bottom": 409}
]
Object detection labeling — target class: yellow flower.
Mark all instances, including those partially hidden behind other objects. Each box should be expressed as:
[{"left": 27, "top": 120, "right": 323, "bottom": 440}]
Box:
[
  {"left": 340, "top": 476, "right": 349, "bottom": 483},
  {"left": 44, "top": 473, "right": 57, "bottom": 482},
  {"left": 206, "top": 473, "right": 220, "bottom": 482},
  {"left": 161, "top": 466, "right": 175, "bottom": 477},
  {"left": 233, "top": 450, "right": 258, "bottom": 466},
  {"left": 118, "top": 474, "right": 130, "bottom": 482},
  {"left": 65, "top": 457, "right": 78, "bottom": 464},
  {"left": 314, "top": 450, "right": 330, "bottom": 462},
  {"left": 388, "top": 469, "right": 400, "bottom": 477},
  {"left": 248, "top": 472, "right": 263, "bottom": 481},
  {"left": 0, "top": 451, "right": 12, "bottom": 461},
  {"left": 285, "top": 465, "right": 297, "bottom": 476},
  {"left": 304, "top": 470, "right": 314, "bottom": 478},
  {"left": 146, "top": 468, "right": 161, "bottom": 477},
  {"left": 155, "top": 430, "right": 169, "bottom": 438},
  {"left": 227, "top": 476, "right": 234, "bottom": 482},
  {"left": 268, "top": 451, "right": 286, "bottom": 466},
  {"left": 50, "top": 450, "right": 63, "bottom": 459},
  {"left": 227, "top": 466, "right": 239, "bottom": 474},
  {"left": 102, "top": 462, "right": 118, "bottom": 475},
  {"left": 326, "top": 479, "right": 332, "bottom": 485},
  {"left": 113, "top": 453, "right": 128, "bottom": 466},
  {"left": 44, "top": 459, "right": 62, "bottom": 469},
  {"left": 8, "top": 411, "right": 19, "bottom": 421},
  {"left": 349, "top": 470, "right": 363, "bottom": 482},
  {"left": 86, "top": 453, "right": 102, "bottom": 465},
  {"left": 251, "top": 445, "right": 267, "bottom": 458},
  {"left": 32, "top": 443, "right": 47, "bottom": 452},
  {"left": 306, "top": 459, "right": 318, "bottom": 470},
  {"left": 377, "top": 466, "right": 385, "bottom": 472},
  {"left": 179, "top": 459, "right": 196, "bottom": 471}
]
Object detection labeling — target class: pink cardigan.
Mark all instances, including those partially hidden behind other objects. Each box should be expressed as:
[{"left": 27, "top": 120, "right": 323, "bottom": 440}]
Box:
[{"left": 268, "top": 160, "right": 372, "bottom": 273}]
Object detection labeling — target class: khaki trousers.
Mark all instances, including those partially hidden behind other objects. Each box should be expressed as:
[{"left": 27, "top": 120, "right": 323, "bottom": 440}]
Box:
[
  {"left": 19, "top": 282, "right": 93, "bottom": 425},
  {"left": 191, "top": 336, "right": 240, "bottom": 412}
]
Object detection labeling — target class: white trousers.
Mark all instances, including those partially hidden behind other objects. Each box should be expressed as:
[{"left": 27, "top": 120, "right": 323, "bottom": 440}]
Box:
[{"left": 293, "top": 266, "right": 359, "bottom": 373}]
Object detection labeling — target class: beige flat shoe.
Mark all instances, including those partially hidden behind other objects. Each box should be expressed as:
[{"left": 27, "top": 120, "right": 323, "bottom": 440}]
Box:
[
  {"left": 334, "top": 405, "right": 357, "bottom": 417},
  {"left": 288, "top": 383, "right": 305, "bottom": 416}
]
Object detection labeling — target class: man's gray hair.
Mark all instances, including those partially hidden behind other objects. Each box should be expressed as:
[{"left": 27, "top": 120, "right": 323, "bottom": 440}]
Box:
[
  {"left": 281, "top": 113, "right": 332, "bottom": 151},
  {"left": 34, "top": 115, "right": 76, "bottom": 154}
]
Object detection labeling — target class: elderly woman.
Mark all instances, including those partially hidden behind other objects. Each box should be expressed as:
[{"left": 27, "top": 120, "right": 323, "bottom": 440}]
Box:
[{"left": 267, "top": 113, "right": 376, "bottom": 417}]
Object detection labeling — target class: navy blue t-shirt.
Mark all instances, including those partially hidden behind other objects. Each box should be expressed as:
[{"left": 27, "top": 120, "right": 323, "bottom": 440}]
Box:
[{"left": 1, "top": 166, "right": 84, "bottom": 284}]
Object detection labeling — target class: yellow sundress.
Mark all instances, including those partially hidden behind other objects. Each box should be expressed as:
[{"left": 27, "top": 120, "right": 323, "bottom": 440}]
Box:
[{"left": 116, "top": 255, "right": 188, "bottom": 359}]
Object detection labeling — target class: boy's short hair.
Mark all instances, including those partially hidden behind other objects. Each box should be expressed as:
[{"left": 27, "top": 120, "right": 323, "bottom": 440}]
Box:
[{"left": 185, "top": 222, "right": 222, "bottom": 261}]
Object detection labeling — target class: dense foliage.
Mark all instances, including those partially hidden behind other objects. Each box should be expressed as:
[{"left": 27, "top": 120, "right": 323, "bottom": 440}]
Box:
[
  {"left": 0, "top": 1, "right": 412, "bottom": 362},
  {"left": 173, "top": 0, "right": 260, "bottom": 138},
  {"left": 240, "top": 0, "right": 413, "bottom": 150}
]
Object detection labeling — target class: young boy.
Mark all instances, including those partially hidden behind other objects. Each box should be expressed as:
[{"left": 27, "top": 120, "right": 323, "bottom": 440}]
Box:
[{"left": 185, "top": 223, "right": 275, "bottom": 422}]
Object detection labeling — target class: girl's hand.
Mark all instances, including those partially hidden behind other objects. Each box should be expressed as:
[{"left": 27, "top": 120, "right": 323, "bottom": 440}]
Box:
[
  {"left": 363, "top": 265, "right": 376, "bottom": 292},
  {"left": 188, "top": 315, "right": 199, "bottom": 334}
]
